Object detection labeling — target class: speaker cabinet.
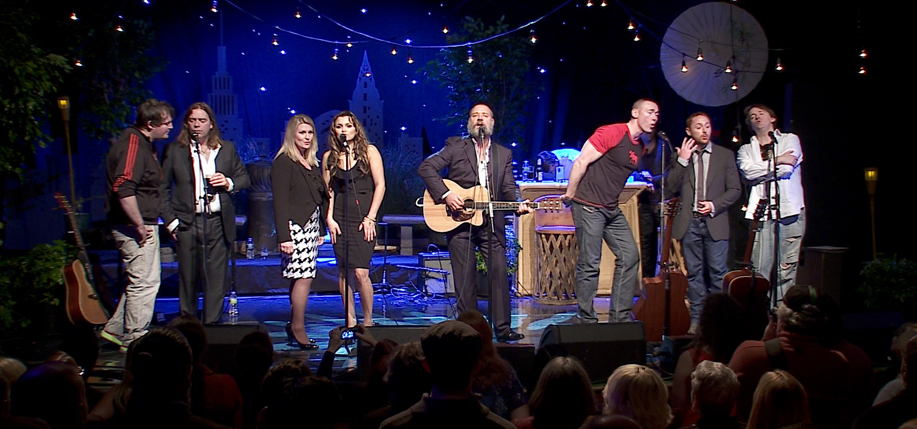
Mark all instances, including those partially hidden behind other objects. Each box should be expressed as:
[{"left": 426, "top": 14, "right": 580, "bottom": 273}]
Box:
[
  {"left": 202, "top": 323, "right": 269, "bottom": 374},
  {"left": 536, "top": 322, "right": 646, "bottom": 384}
]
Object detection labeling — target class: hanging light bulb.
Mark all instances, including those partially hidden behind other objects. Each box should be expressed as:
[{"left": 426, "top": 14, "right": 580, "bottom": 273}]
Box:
[
  {"left": 859, "top": 48, "right": 868, "bottom": 59},
  {"left": 586, "top": 0, "right": 593, "bottom": 7},
  {"left": 732, "top": 133, "right": 739, "bottom": 143},
  {"left": 529, "top": 29, "right": 537, "bottom": 44},
  {"left": 365, "top": 71, "right": 372, "bottom": 77},
  {"left": 696, "top": 47, "right": 704, "bottom": 61},
  {"left": 407, "top": 54, "right": 414, "bottom": 64},
  {"left": 601, "top": 0, "right": 608, "bottom": 6},
  {"left": 731, "top": 78, "right": 738, "bottom": 91},
  {"left": 442, "top": 26, "right": 449, "bottom": 34},
  {"left": 346, "top": 42, "right": 353, "bottom": 48},
  {"left": 74, "top": 59, "right": 83, "bottom": 67},
  {"left": 725, "top": 60, "right": 733, "bottom": 74},
  {"left": 775, "top": 57, "right": 784, "bottom": 71},
  {"left": 115, "top": 24, "right": 124, "bottom": 32},
  {"left": 858, "top": 66, "right": 867, "bottom": 75},
  {"left": 295, "top": 9, "right": 301, "bottom": 18},
  {"left": 681, "top": 60, "right": 688, "bottom": 73},
  {"left": 467, "top": 48, "right": 474, "bottom": 64},
  {"left": 633, "top": 29, "right": 640, "bottom": 42},
  {"left": 627, "top": 20, "right": 635, "bottom": 31},
  {"left": 332, "top": 47, "right": 339, "bottom": 60},
  {"left": 272, "top": 34, "right": 278, "bottom": 46},
  {"left": 70, "top": 12, "right": 79, "bottom": 21},
  {"left": 391, "top": 45, "right": 397, "bottom": 55},
  {"left": 211, "top": 0, "right": 218, "bottom": 13}
]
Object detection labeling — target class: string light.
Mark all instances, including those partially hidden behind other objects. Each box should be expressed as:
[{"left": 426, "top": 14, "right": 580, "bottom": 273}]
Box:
[
  {"left": 775, "top": 57, "right": 784, "bottom": 71},
  {"left": 346, "top": 42, "right": 353, "bottom": 48},
  {"left": 115, "top": 24, "right": 124, "bottom": 32},
  {"left": 696, "top": 47, "right": 703, "bottom": 61},
  {"left": 858, "top": 66, "right": 867, "bottom": 75},
  {"left": 627, "top": 20, "right": 635, "bottom": 31},
  {"left": 529, "top": 29, "right": 537, "bottom": 44},
  {"left": 681, "top": 60, "right": 688, "bottom": 73},
  {"left": 467, "top": 48, "right": 474, "bottom": 64},
  {"left": 725, "top": 60, "right": 733, "bottom": 73},
  {"left": 407, "top": 50, "right": 414, "bottom": 64},
  {"left": 586, "top": 0, "right": 593, "bottom": 7},
  {"left": 70, "top": 12, "right": 78, "bottom": 21},
  {"left": 859, "top": 48, "right": 868, "bottom": 59},
  {"left": 732, "top": 133, "right": 739, "bottom": 143},
  {"left": 272, "top": 34, "right": 278, "bottom": 46},
  {"left": 601, "top": 0, "right": 608, "bottom": 6},
  {"left": 365, "top": 71, "right": 372, "bottom": 77},
  {"left": 211, "top": 0, "right": 218, "bottom": 13},
  {"left": 730, "top": 78, "right": 738, "bottom": 91},
  {"left": 633, "top": 29, "right": 640, "bottom": 42},
  {"left": 442, "top": 26, "right": 449, "bottom": 34},
  {"left": 332, "top": 47, "right": 339, "bottom": 60},
  {"left": 391, "top": 45, "right": 397, "bottom": 55},
  {"left": 74, "top": 59, "right": 83, "bottom": 67},
  {"left": 295, "top": 9, "right": 301, "bottom": 18}
]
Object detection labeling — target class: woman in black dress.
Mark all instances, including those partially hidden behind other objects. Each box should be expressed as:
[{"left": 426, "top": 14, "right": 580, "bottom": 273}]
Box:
[
  {"left": 322, "top": 111, "right": 385, "bottom": 327},
  {"left": 272, "top": 114, "right": 327, "bottom": 349}
]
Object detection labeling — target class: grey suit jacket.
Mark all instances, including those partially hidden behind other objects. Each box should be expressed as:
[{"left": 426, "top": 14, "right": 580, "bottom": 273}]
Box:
[{"left": 664, "top": 143, "right": 741, "bottom": 241}]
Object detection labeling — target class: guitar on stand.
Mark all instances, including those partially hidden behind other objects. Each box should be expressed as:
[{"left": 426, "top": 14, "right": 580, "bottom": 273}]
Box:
[
  {"left": 54, "top": 192, "right": 111, "bottom": 326},
  {"left": 723, "top": 199, "right": 770, "bottom": 337},
  {"left": 633, "top": 198, "right": 690, "bottom": 342},
  {"left": 421, "top": 179, "right": 563, "bottom": 232}
]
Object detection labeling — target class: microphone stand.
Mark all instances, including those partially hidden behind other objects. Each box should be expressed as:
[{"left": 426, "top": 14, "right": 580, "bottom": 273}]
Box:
[
  {"left": 485, "top": 128, "right": 498, "bottom": 337},
  {"left": 341, "top": 133, "right": 354, "bottom": 327},
  {"left": 192, "top": 134, "right": 211, "bottom": 321},
  {"left": 767, "top": 132, "right": 782, "bottom": 307}
]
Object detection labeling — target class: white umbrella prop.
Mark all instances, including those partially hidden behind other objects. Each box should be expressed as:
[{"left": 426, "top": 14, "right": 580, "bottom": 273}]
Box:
[{"left": 660, "top": 2, "right": 768, "bottom": 107}]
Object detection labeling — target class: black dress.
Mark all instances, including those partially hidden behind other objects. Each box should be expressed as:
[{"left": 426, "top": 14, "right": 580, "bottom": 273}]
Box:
[{"left": 330, "top": 160, "right": 375, "bottom": 269}]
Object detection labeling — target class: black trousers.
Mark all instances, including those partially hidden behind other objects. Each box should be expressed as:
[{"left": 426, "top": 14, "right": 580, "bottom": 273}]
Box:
[
  {"left": 176, "top": 213, "right": 228, "bottom": 324},
  {"left": 447, "top": 221, "right": 512, "bottom": 337}
]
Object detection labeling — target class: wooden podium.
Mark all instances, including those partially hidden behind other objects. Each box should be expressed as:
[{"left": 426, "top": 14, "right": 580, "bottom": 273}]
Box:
[{"left": 515, "top": 181, "right": 646, "bottom": 296}]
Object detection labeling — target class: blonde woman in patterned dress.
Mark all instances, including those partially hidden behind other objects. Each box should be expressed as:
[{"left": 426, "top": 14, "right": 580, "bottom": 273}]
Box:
[{"left": 272, "top": 114, "right": 327, "bottom": 350}]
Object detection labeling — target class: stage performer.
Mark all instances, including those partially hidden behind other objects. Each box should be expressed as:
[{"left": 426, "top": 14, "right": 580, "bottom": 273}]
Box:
[
  {"left": 418, "top": 102, "right": 530, "bottom": 342},
  {"left": 161, "top": 102, "right": 250, "bottom": 325},
  {"left": 736, "top": 104, "right": 805, "bottom": 301},
  {"left": 562, "top": 99, "right": 659, "bottom": 323},
  {"left": 101, "top": 99, "right": 174, "bottom": 350},
  {"left": 322, "top": 111, "right": 385, "bottom": 327},
  {"left": 665, "top": 112, "right": 741, "bottom": 334},
  {"left": 271, "top": 114, "right": 327, "bottom": 349}
]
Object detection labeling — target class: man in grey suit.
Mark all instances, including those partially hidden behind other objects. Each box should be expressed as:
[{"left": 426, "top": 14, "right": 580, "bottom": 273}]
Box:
[
  {"left": 665, "top": 112, "right": 741, "bottom": 334},
  {"left": 161, "top": 102, "right": 250, "bottom": 324}
]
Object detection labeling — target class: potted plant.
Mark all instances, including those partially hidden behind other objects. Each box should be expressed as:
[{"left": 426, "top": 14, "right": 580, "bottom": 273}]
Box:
[{"left": 858, "top": 254, "right": 917, "bottom": 321}]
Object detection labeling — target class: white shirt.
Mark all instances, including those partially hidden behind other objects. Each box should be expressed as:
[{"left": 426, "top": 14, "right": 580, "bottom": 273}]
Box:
[
  {"left": 475, "top": 140, "right": 491, "bottom": 191},
  {"left": 737, "top": 130, "right": 805, "bottom": 220},
  {"left": 191, "top": 144, "right": 223, "bottom": 215}
]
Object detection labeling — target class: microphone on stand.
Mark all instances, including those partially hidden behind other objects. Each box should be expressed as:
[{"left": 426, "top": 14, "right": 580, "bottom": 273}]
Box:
[
  {"left": 767, "top": 131, "right": 776, "bottom": 144},
  {"left": 478, "top": 126, "right": 486, "bottom": 143},
  {"left": 340, "top": 133, "right": 349, "bottom": 148}
]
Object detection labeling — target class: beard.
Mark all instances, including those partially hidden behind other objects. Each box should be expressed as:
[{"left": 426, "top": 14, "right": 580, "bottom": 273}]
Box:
[{"left": 466, "top": 121, "right": 493, "bottom": 138}]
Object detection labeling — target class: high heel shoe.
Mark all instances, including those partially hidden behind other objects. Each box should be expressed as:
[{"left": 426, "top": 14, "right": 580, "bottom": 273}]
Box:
[{"left": 285, "top": 322, "right": 319, "bottom": 350}]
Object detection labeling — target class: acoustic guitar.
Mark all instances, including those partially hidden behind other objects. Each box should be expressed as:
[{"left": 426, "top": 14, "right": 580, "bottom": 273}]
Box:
[
  {"left": 422, "top": 179, "right": 563, "bottom": 232},
  {"left": 723, "top": 198, "right": 770, "bottom": 337},
  {"left": 55, "top": 192, "right": 111, "bottom": 326},
  {"left": 633, "top": 198, "right": 690, "bottom": 341}
]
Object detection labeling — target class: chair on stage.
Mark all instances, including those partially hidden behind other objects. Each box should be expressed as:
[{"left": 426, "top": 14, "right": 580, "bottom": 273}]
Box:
[{"left": 533, "top": 195, "right": 577, "bottom": 304}]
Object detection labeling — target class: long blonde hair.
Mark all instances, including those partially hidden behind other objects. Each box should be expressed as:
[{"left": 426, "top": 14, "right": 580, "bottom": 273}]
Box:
[
  {"left": 275, "top": 114, "right": 319, "bottom": 167},
  {"left": 602, "top": 364, "right": 672, "bottom": 429},
  {"left": 325, "top": 110, "right": 370, "bottom": 175},
  {"left": 746, "top": 370, "right": 810, "bottom": 429}
]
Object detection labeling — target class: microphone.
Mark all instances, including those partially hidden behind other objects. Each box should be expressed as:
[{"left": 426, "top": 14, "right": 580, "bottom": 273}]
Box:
[
  {"left": 657, "top": 131, "right": 669, "bottom": 143},
  {"left": 191, "top": 132, "right": 200, "bottom": 149},
  {"left": 339, "top": 133, "right": 348, "bottom": 147},
  {"left": 478, "top": 126, "right": 486, "bottom": 142},
  {"left": 768, "top": 131, "right": 776, "bottom": 144}
]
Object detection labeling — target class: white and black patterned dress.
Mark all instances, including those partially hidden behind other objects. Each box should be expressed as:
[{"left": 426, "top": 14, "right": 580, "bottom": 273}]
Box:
[{"left": 281, "top": 207, "right": 321, "bottom": 279}]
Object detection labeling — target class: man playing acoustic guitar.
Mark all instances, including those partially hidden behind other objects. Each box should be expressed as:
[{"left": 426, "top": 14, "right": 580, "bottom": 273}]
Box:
[{"left": 418, "top": 102, "right": 530, "bottom": 342}]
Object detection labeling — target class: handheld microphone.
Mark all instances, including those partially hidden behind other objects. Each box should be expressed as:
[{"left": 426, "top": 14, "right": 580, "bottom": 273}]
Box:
[{"left": 339, "top": 133, "right": 348, "bottom": 147}]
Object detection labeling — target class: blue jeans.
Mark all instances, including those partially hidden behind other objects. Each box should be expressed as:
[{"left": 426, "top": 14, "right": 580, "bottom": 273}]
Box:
[
  {"left": 682, "top": 218, "right": 729, "bottom": 324},
  {"left": 753, "top": 209, "right": 806, "bottom": 302},
  {"left": 571, "top": 202, "right": 640, "bottom": 322}
]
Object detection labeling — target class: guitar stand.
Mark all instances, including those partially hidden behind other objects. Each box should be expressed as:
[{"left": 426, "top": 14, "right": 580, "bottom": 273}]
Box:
[{"left": 372, "top": 221, "right": 393, "bottom": 318}]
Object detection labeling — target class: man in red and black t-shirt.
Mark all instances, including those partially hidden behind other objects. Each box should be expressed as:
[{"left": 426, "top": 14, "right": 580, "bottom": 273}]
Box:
[{"left": 562, "top": 99, "right": 659, "bottom": 322}]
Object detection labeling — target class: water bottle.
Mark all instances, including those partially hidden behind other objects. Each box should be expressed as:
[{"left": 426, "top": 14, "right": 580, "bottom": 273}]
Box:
[
  {"left": 522, "top": 160, "right": 533, "bottom": 182},
  {"left": 228, "top": 290, "right": 239, "bottom": 321},
  {"left": 556, "top": 165, "right": 565, "bottom": 182},
  {"left": 260, "top": 246, "right": 269, "bottom": 260},
  {"left": 535, "top": 158, "right": 543, "bottom": 182},
  {"left": 246, "top": 238, "right": 255, "bottom": 260}
]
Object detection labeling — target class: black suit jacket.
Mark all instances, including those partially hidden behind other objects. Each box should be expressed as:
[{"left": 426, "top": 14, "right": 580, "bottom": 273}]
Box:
[
  {"left": 270, "top": 154, "right": 328, "bottom": 243},
  {"left": 160, "top": 140, "right": 250, "bottom": 243},
  {"left": 418, "top": 136, "right": 520, "bottom": 243},
  {"left": 664, "top": 144, "right": 741, "bottom": 241}
]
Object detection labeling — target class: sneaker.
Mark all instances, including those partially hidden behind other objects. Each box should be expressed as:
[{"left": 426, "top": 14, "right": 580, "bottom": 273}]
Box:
[{"left": 100, "top": 330, "right": 123, "bottom": 347}]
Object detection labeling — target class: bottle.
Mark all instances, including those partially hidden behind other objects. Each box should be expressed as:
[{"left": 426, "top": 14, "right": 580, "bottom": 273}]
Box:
[
  {"left": 535, "top": 158, "right": 543, "bottom": 182},
  {"left": 228, "top": 290, "right": 239, "bottom": 322},
  {"left": 522, "top": 160, "right": 532, "bottom": 182},
  {"left": 246, "top": 238, "right": 255, "bottom": 260},
  {"left": 556, "top": 165, "right": 565, "bottom": 182},
  {"left": 260, "top": 246, "right": 269, "bottom": 260}
]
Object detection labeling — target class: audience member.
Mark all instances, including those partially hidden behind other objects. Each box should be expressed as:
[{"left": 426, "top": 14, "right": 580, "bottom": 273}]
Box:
[
  {"left": 579, "top": 415, "right": 643, "bottom": 429},
  {"left": 671, "top": 294, "right": 747, "bottom": 426},
  {"left": 379, "top": 320, "right": 516, "bottom": 429},
  {"left": 602, "top": 364, "right": 672, "bottom": 429},
  {"left": 873, "top": 322, "right": 917, "bottom": 405},
  {"left": 746, "top": 370, "right": 810, "bottom": 429},
  {"left": 57, "top": 326, "right": 104, "bottom": 409},
  {"left": 258, "top": 375, "right": 341, "bottom": 429},
  {"left": 456, "top": 310, "right": 529, "bottom": 420},
  {"left": 9, "top": 360, "right": 88, "bottom": 428},
  {"left": 683, "top": 361, "right": 740, "bottom": 429},
  {"left": 853, "top": 335, "right": 917, "bottom": 429},
  {"left": 168, "top": 315, "right": 243, "bottom": 428},
  {"left": 358, "top": 342, "right": 432, "bottom": 429},
  {"left": 232, "top": 330, "right": 275, "bottom": 429},
  {"left": 514, "top": 356, "right": 596, "bottom": 429},
  {"left": 102, "top": 327, "right": 230, "bottom": 428},
  {"left": 0, "top": 356, "right": 27, "bottom": 386},
  {"left": 729, "top": 285, "right": 866, "bottom": 427},
  {"left": 1, "top": 370, "right": 51, "bottom": 429}
]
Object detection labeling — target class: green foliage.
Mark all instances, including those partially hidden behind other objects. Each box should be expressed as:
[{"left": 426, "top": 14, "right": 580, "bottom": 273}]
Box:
[
  {"left": 0, "top": 241, "right": 72, "bottom": 332},
  {"left": 425, "top": 16, "right": 536, "bottom": 150},
  {"left": 858, "top": 254, "right": 917, "bottom": 312},
  {"left": 476, "top": 237, "right": 522, "bottom": 276},
  {"left": 0, "top": 4, "right": 71, "bottom": 178},
  {"left": 379, "top": 145, "right": 426, "bottom": 217}
]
